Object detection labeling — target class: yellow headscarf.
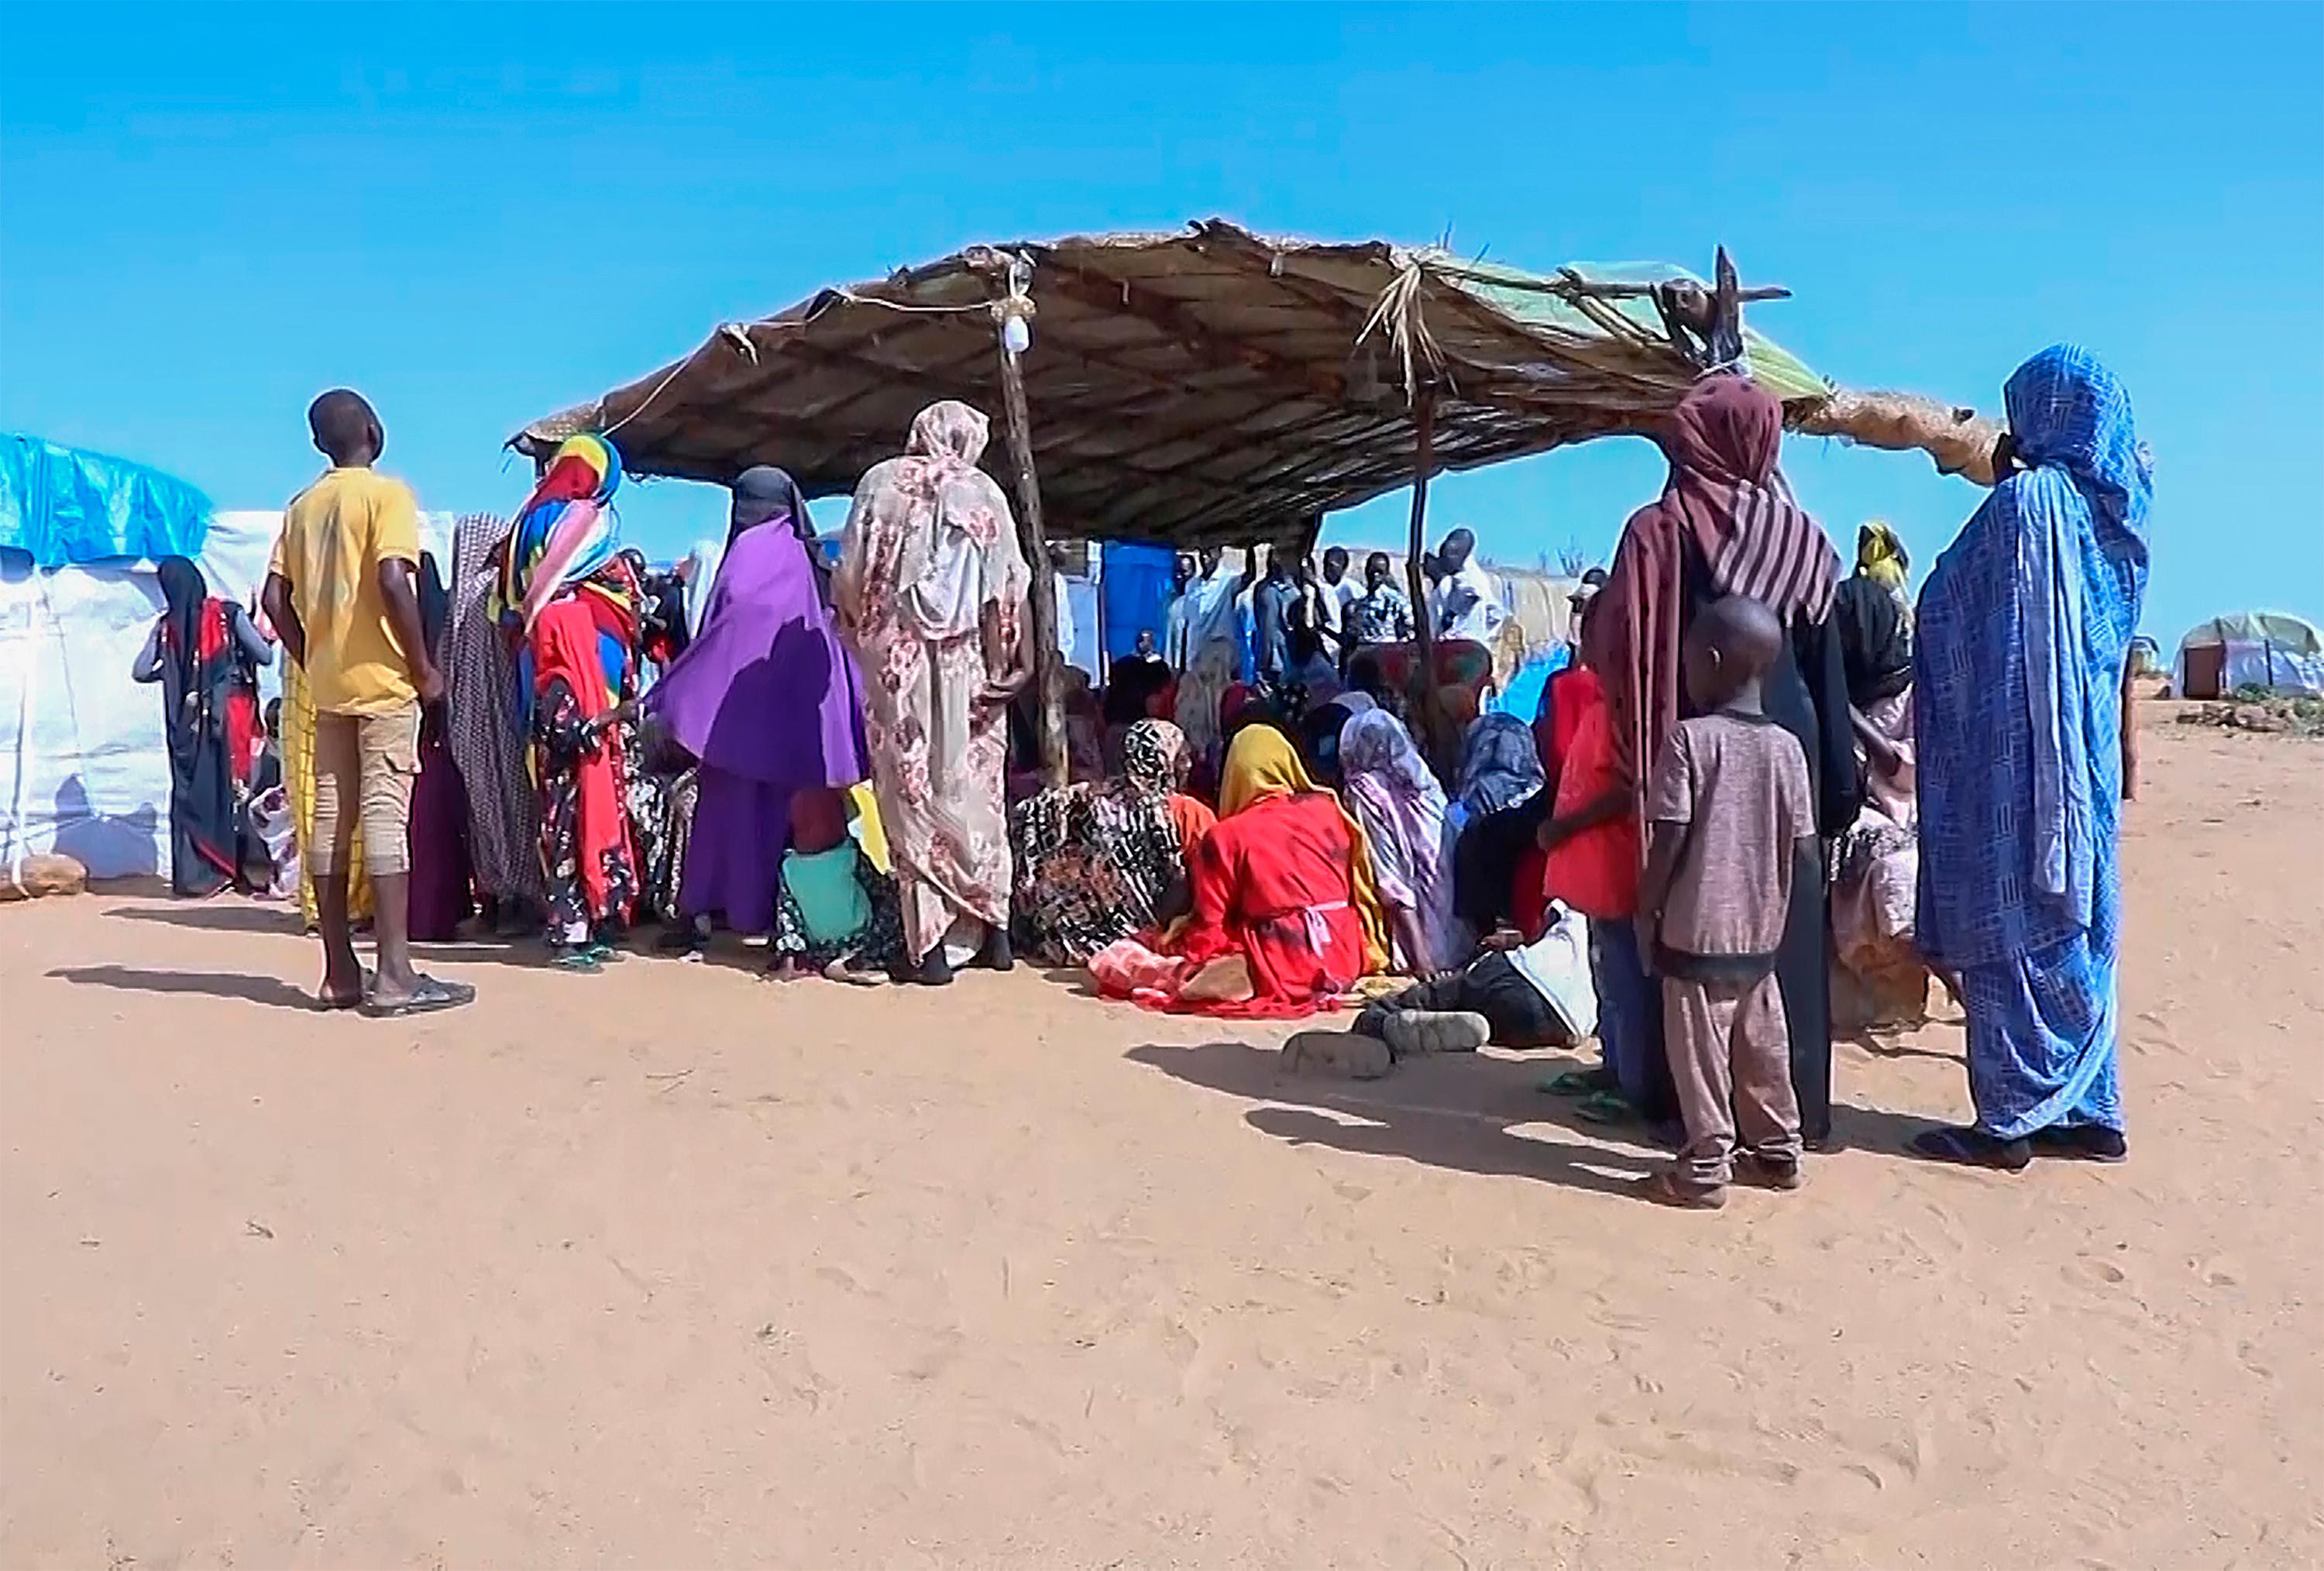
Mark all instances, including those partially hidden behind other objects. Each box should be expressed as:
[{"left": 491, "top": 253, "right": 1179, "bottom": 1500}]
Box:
[
  {"left": 1216, "top": 727, "right": 1391, "bottom": 974},
  {"left": 1856, "top": 521, "right": 1910, "bottom": 592}
]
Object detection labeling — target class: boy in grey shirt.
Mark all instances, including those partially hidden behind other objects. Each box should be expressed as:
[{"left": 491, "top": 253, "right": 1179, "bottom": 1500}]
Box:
[{"left": 1635, "top": 595, "right": 1817, "bottom": 1208}]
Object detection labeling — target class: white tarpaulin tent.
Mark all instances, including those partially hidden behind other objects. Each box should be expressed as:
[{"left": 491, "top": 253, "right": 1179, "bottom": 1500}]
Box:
[
  {"left": 2, "top": 510, "right": 455, "bottom": 882},
  {"left": 2173, "top": 610, "right": 2324, "bottom": 701}
]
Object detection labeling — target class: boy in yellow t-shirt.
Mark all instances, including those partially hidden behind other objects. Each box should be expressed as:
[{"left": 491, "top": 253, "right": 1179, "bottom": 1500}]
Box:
[{"left": 262, "top": 390, "right": 472, "bottom": 1019}]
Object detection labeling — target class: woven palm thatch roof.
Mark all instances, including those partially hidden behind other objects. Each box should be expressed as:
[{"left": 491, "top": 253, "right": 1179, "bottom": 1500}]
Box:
[{"left": 513, "top": 220, "right": 1996, "bottom": 547}]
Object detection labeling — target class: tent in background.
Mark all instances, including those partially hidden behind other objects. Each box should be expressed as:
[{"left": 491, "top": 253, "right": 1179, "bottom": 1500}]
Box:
[
  {"left": 2173, "top": 610, "right": 2324, "bottom": 700},
  {"left": 3, "top": 483, "right": 456, "bottom": 882}
]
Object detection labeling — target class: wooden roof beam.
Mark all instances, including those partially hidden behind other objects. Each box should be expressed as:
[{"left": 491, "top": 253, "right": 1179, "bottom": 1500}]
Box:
[{"left": 1037, "top": 266, "right": 1349, "bottom": 401}]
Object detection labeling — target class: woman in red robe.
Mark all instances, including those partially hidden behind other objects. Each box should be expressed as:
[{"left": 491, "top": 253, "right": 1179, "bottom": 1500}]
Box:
[{"left": 1119, "top": 726, "right": 1391, "bottom": 1019}]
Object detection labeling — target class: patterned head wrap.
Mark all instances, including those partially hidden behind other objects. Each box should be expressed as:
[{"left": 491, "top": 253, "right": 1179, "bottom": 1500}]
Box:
[
  {"left": 502, "top": 433, "right": 624, "bottom": 631},
  {"left": 1121, "top": 719, "right": 1184, "bottom": 797}
]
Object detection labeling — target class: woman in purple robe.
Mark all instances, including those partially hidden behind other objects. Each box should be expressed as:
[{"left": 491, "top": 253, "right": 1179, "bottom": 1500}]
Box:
[{"left": 646, "top": 467, "right": 868, "bottom": 950}]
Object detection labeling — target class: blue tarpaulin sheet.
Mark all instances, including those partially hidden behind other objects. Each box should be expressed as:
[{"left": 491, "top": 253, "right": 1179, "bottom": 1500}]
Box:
[
  {"left": 1100, "top": 541, "right": 1177, "bottom": 664},
  {"left": 0, "top": 435, "right": 212, "bottom": 568}
]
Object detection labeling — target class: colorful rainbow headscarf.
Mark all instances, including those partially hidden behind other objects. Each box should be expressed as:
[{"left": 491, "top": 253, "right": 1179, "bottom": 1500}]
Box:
[{"left": 500, "top": 433, "right": 624, "bottom": 631}]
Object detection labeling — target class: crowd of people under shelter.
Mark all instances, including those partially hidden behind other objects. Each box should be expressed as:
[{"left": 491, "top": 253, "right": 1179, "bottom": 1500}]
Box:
[{"left": 141, "top": 342, "right": 2150, "bottom": 1208}]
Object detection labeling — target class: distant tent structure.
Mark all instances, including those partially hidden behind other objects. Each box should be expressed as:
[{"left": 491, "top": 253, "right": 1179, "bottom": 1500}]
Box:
[
  {"left": 514, "top": 219, "right": 2005, "bottom": 779},
  {"left": 2173, "top": 610, "right": 2324, "bottom": 700}
]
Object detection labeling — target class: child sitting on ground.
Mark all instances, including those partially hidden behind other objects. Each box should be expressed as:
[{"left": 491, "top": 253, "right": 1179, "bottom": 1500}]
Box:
[
  {"left": 1633, "top": 594, "right": 1817, "bottom": 1209},
  {"left": 769, "top": 787, "right": 900, "bottom": 983}
]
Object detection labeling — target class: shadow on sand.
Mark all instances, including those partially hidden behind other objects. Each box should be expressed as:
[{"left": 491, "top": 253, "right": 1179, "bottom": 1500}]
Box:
[
  {"left": 47, "top": 963, "right": 321, "bottom": 1012},
  {"left": 1128, "top": 1038, "right": 1661, "bottom": 1201}
]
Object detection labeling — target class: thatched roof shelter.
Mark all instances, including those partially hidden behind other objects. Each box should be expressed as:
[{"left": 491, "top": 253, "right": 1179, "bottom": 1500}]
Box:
[{"left": 512, "top": 220, "right": 1998, "bottom": 549}]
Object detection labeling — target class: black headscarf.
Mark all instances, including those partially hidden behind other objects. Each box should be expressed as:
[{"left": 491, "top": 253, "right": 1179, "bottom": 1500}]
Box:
[
  {"left": 730, "top": 466, "right": 815, "bottom": 548},
  {"left": 155, "top": 555, "right": 207, "bottom": 683},
  {"left": 418, "top": 551, "right": 450, "bottom": 662},
  {"left": 1834, "top": 575, "right": 1912, "bottom": 707}
]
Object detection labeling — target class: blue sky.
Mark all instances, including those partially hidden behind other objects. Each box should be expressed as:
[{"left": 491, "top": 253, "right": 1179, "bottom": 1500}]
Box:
[{"left": 4, "top": 2, "right": 2318, "bottom": 640}]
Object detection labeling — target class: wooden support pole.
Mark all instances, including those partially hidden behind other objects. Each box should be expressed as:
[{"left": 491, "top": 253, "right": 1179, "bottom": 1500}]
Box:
[
  {"left": 1403, "top": 390, "right": 1449, "bottom": 768},
  {"left": 989, "top": 275, "right": 1069, "bottom": 788}
]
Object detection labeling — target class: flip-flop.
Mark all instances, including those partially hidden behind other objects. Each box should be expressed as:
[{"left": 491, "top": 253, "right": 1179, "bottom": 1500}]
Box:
[
  {"left": 1572, "top": 1089, "right": 1636, "bottom": 1126},
  {"left": 1539, "top": 1065, "right": 1618, "bottom": 1098},
  {"left": 1910, "top": 1126, "right": 2031, "bottom": 1171},
  {"left": 583, "top": 940, "right": 624, "bottom": 964},
  {"left": 361, "top": 976, "right": 477, "bottom": 1018},
  {"left": 548, "top": 951, "right": 603, "bottom": 974}
]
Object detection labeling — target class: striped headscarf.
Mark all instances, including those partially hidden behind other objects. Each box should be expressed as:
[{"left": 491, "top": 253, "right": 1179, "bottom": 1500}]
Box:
[
  {"left": 1588, "top": 373, "right": 1839, "bottom": 804},
  {"left": 1660, "top": 374, "right": 1837, "bottom": 623}
]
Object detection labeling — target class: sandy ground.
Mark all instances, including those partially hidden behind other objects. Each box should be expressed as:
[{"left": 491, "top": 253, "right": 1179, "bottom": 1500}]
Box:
[{"left": 3, "top": 708, "right": 2319, "bottom": 1570}]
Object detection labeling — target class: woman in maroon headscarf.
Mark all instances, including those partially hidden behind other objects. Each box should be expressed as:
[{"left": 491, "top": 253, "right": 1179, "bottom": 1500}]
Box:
[{"left": 1587, "top": 374, "right": 1862, "bottom": 1145}]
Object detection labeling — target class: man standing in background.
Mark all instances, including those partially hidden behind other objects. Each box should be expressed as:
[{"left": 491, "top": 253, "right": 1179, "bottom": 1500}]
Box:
[
  {"left": 1347, "top": 549, "right": 1417, "bottom": 651},
  {"left": 1308, "top": 545, "right": 1360, "bottom": 668},
  {"left": 1430, "top": 527, "right": 1507, "bottom": 647}
]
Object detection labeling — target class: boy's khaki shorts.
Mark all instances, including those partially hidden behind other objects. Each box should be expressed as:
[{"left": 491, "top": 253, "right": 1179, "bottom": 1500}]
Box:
[{"left": 309, "top": 704, "right": 420, "bottom": 877}]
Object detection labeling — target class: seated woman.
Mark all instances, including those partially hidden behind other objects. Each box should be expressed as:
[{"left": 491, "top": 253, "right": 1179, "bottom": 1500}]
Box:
[
  {"left": 1298, "top": 692, "right": 1372, "bottom": 789},
  {"left": 1338, "top": 709, "right": 1466, "bottom": 975},
  {"left": 1449, "top": 711, "right": 1552, "bottom": 940},
  {"left": 1010, "top": 720, "right": 1214, "bottom": 964},
  {"left": 1091, "top": 726, "right": 1388, "bottom": 1018},
  {"left": 771, "top": 787, "right": 901, "bottom": 981}
]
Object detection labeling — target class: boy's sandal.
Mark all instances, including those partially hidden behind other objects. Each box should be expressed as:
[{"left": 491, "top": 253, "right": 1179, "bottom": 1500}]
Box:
[
  {"left": 360, "top": 975, "right": 478, "bottom": 1017},
  {"left": 548, "top": 951, "right": 603, "bottom": 975}
]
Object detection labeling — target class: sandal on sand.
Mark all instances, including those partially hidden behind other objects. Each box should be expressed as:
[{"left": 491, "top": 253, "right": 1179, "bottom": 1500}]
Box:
[
  {"left": 1539, "top": 1065, "right": 1618, "bottom": 1098},
  {"left": 1910, "top": 1126, "right": 2031, "bottom": 1171},
  {"left": 1572, "top": 1089, "right": 1636, "bottom": 1126},
  {"left": 361, "top": 975, "right": 477, "bottom": 1018},
  {"left": 1640, "top": 1169, "right": 1726, "bottom": 1210},
  {"left": 2027, "top": 1125, "right": 2129, "bottom": 1164},
  {"left": 1283, "top": 1030, "right": 1393, "bottom": 1081}
]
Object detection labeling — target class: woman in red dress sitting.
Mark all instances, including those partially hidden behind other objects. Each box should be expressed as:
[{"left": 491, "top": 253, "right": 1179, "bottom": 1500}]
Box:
[{"left": 1096, "top": 724, "right": 1391, "bottom": 1018}]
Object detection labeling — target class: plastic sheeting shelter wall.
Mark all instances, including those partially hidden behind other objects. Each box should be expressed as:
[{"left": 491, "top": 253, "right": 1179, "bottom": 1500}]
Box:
[{"left": 2, "top": 510, "right": 455, "bottom": 882}]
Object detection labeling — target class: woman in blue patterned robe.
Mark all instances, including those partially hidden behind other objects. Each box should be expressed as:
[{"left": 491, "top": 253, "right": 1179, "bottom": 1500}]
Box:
[{"left": 1911, "top": 346, "right": 2150, "bottom": 1170}]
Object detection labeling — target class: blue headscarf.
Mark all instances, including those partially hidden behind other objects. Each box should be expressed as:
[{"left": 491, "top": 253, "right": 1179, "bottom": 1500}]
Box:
[
  {"left": 1915, "top": 345, "right": 2150, "bottom": 971},
  {"left": 1453, "top": 711, "right": 1545, "bottom": 823}
]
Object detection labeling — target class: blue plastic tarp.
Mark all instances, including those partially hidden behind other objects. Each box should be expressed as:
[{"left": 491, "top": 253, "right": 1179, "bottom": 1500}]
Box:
[
  {"left": 0, "top": 435, "right": 212, "bottom": 569},
  {"left": 1100, "top": 541, "right": 1177, "bottom": 664}
]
